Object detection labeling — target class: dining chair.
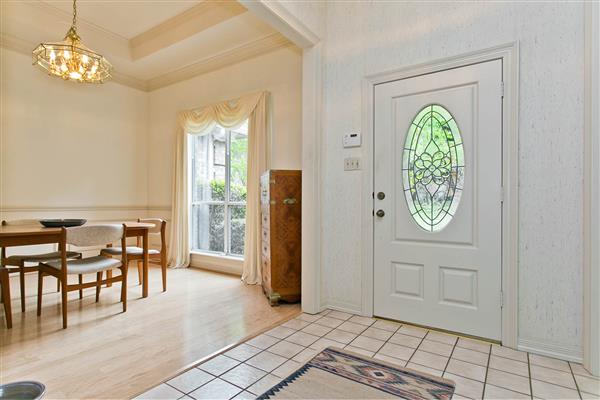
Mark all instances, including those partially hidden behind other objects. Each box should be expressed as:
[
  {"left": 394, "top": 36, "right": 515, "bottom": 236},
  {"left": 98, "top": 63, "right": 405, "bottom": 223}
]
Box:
[
  {"left": 101, "top": 218, "right": 167, "bottom": 292},
  {"left": 1, "top": 219, "right": 81, "bottom": 313},
  {"left": 37, "top": 224, "right": 129, "bottom": 329}
]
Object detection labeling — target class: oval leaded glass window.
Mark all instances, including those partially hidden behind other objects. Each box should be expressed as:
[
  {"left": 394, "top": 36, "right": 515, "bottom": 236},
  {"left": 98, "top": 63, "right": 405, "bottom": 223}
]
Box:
[{"left": 403, "top": 104, "right": 464, "bottom": 232}]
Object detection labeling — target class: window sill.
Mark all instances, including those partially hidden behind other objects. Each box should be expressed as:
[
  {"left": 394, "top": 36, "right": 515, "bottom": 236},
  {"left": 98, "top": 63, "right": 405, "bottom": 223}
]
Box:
[{"left": 189, "top": 251, "right": 243, "bottom": 276}]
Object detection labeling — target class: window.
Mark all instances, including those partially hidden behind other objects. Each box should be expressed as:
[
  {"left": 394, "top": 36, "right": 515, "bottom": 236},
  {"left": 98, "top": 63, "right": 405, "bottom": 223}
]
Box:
[
  {"left": 402, "top": 104, "right": 464, "bottom": 232},
  {"left": 190, "top": 121, "right": 248, "bottom": 257}
]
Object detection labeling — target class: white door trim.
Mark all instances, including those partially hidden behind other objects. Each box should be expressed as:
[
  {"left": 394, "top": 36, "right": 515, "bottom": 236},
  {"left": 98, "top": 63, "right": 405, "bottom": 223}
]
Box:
[
  {"left": 583, "top": 1, "right": 599, "bottom": 376},
  {"left": 361, "top": 43, "right": 520, "bottom": 347},
  {"left": 239, "top": 0, "right": 324, "bottom": 314}
]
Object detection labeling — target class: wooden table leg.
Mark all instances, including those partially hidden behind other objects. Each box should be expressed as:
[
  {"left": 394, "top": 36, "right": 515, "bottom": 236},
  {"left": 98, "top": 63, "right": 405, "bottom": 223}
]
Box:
[
  {"left": 142, "top": 230, "right": 149, "bottom": 298},
  {"left": 1, "top": 267, "right": 12, "bottom": 329}
]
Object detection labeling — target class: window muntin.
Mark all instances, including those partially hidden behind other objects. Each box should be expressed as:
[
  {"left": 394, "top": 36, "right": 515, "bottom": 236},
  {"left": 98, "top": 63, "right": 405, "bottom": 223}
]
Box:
[
  {"left": 190, "top": 121, "right": 248, "bottom": 257},
  {"left": 402, "top": 104, "right": 464, "bottom": 232}
]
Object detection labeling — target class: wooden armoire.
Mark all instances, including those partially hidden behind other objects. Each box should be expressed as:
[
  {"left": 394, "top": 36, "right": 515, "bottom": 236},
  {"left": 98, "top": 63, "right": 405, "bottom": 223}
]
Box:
[{"left": 260, "top": 170, "right": 301, "bottom": 306}]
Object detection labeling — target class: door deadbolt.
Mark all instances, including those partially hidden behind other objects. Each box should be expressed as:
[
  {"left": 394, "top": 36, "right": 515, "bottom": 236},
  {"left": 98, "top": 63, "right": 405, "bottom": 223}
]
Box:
[
  {"left": 377, "top": 192, "right": 385, "bottom": 200},
  {"left": 376, "top": 209, "right": 385, "bottom": 218}
]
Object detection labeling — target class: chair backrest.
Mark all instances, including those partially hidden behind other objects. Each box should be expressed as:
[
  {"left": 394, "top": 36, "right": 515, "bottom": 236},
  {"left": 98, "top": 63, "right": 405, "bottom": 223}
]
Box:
[
  {"left": 2, "top": 219, "right": 40, "bottom": 226},
  {"left": 138, "top": 218, "right": 165, "bottom": 235},
  {"left": 66, "top": 224, "right": 124, "bottom": 247}
]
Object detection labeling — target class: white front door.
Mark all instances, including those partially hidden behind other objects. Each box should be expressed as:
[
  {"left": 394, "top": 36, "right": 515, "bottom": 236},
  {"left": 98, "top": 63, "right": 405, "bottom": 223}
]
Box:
[{"left": 373, "top": 60, "right": 503, "bottom": 340}]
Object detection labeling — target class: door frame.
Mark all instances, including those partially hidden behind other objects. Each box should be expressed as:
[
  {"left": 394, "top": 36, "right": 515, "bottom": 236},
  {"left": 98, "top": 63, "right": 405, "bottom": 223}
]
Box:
[{"left": 361, "top": 43, "right": 520, "bottom": 347}]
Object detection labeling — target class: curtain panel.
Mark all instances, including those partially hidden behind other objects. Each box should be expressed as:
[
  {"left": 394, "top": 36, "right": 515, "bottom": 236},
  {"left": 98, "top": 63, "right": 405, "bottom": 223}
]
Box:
[{"left": 168, "top": 91, "right": 269, "bottom": 285}]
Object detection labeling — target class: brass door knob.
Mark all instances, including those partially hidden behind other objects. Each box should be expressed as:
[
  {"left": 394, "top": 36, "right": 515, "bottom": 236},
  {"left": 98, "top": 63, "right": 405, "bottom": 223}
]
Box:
[{"left": 376, "top": 209, "right": 385, "bottom": 217}]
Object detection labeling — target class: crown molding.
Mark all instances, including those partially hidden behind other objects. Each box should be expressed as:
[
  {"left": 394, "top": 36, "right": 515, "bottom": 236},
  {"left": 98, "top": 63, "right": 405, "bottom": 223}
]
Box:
[
  {"left": 1, "top": 31, "right": 291, "bottom": 92},
  {"left": 130, "top": 1, "right": 247, "bottom": 61},
  {"left": 146, "top": 32, "right": 291, "bottom": 91}
]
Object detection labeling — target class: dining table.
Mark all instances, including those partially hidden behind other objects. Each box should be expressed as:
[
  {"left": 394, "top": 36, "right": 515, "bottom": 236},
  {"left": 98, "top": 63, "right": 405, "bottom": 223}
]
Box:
[{"left": 0, "top": 221, "right": 155, "bottom": 328}]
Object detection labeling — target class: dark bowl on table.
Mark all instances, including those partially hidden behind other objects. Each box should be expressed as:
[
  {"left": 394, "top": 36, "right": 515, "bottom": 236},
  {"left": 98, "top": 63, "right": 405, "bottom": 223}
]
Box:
[{"left": 39, "top": 219, "right": 87, "bottom": 228}]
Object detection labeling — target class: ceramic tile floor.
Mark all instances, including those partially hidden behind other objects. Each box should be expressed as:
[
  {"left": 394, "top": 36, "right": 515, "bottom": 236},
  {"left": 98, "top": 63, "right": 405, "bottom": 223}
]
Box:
[{"left": 136, "top": 309, "right": 600, "bottom": 400}]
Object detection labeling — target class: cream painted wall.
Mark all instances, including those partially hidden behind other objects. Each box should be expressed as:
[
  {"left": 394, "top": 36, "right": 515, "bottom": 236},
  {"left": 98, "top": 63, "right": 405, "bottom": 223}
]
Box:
[
  {"left": 1, "top": 48, "right": 148, "bottom": 215},
  {"left": 277, "top": 2, "right": 585, "bottom": 359},
  {"left": 146, "top": 46, "right": 303, "bottom": 209}
]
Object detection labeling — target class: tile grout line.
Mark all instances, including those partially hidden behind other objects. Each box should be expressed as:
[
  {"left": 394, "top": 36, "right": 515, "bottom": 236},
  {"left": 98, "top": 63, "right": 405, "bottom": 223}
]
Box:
[
  {"left": 441, "top": 336, "right": 458, "bottom": 374},
  {"left": 527, "top": 352, "right": 534, "bottom": 399},
  {"left": 568, "top": 361, "right": 584, "bottom": 399},
  {"left": 480, "top": 344, "right": 492, "bottom": 400}
]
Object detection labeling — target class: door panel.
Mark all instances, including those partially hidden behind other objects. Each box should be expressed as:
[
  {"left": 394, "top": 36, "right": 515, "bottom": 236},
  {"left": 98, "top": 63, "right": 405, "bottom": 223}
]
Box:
[{"left": 373, "top": 60, "right": 503, "bottom": 340}]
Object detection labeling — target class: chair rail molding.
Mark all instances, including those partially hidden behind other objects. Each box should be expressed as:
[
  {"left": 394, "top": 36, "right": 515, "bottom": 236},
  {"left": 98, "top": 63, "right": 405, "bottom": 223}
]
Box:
[
  {"left": 361, "top": 43, "right": 520, "bottom": 348},
  {"left": 583, "top": 0, "right": 599, "bottom": 377}
]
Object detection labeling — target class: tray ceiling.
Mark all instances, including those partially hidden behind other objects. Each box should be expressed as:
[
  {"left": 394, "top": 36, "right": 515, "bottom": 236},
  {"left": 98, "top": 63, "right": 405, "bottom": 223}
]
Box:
[{"left": 0, "top": 0, "right": 294, "bottom": 91}]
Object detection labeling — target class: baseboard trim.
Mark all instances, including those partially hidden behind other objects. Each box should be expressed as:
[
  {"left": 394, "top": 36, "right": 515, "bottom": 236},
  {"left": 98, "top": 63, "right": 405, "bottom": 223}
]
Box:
[
  {"left": 190, "top": 252, "right": 242, "bottom": 276},
  {"left": 518, "top": 338, "right": 583, "bottom": 363},
  {"left": 1, "top": 205, "right": 171, "bottom": 212}
]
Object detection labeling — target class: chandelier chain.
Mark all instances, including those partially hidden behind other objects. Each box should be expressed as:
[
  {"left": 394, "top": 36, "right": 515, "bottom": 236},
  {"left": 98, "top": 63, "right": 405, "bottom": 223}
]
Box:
[{"left": 72, "top": 0, "right": 77, "bottom": 28}]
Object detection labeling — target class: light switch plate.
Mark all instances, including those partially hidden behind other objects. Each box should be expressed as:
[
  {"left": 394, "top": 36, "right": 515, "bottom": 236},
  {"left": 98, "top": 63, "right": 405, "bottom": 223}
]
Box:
[{"left": 344, "top": 157, "right": 361, "bottom": 171}]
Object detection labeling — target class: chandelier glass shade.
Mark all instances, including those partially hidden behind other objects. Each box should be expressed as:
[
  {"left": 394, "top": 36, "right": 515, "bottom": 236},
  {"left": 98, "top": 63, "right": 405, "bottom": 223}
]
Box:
[{"left": 32, "top": 0, "right": 112, "bottom": 83}]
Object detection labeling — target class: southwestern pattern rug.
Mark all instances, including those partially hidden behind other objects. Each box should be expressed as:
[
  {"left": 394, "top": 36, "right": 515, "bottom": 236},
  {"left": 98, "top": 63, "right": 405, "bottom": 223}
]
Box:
[{"left": 257, "top": 347, "right": 455, "bottom": 399}]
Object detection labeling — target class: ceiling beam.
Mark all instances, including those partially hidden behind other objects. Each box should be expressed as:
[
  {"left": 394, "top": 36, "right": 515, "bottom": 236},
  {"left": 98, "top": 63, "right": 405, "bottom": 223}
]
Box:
[{"left": 130, "top": 0, "right": 247, "bottom": 61}]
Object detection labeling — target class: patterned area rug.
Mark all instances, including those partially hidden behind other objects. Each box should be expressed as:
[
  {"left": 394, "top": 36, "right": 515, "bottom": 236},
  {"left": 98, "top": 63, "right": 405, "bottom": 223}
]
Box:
[{"left": 257, "top": 347, "right": 455, "bottom": 399}]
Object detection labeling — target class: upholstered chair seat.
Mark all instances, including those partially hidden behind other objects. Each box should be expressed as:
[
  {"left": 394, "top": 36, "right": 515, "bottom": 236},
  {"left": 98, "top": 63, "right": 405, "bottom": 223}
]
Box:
[
  {"left": 6, "top": 251, "right": 81, "bottom": 263},
  {"left": 45, "top": 256, "right": 122, "bottom": 275},
  {"left": 101, "top": 247, "right": 159, "bottom": 256}
]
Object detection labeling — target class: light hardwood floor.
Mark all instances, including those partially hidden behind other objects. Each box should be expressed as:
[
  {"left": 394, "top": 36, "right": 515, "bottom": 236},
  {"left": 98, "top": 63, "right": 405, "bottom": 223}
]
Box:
[{"left": 0, "top": 265, "right": 300, "bottom": 399}]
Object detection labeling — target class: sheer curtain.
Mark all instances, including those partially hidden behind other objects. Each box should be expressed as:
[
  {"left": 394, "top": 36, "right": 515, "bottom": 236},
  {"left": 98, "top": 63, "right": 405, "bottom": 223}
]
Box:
[{"left": 168, "top": 91, "right": 269, "bottom": 285}]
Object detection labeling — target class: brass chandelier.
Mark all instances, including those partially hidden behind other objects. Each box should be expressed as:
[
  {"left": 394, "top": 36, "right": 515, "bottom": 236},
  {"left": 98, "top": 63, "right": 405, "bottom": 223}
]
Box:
[{"left": 32, "top": 0, "right": 112, "bottom": 83}]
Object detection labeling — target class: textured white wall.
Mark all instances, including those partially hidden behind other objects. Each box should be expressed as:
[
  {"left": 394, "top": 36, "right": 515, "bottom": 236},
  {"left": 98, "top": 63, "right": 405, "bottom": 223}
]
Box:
[{"left": 307, "top": 2, "right": 584, "bottom": 357}]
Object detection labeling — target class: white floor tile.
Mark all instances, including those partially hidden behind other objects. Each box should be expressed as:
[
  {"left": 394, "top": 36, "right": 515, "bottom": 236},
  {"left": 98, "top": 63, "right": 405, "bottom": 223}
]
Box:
[
  {"left": 418, "top": 339, "right": 453, "bottom": 357},
  {"left": 530, "top": 364, "right": 577, "bottom": 388},
  {"left": 292, "top": 347, "right": 319, "bottom": 363},
  {"left": 457, "top": 337, "right": 491, "bottom": 354},
  {"left": 486, "top": 368, "right": 531, "bottom": 395},
  {"left": 443, "top": 372, "right": 484, "bottom": 399},
  {"left": 285, "top": 331, "right": 320, "bottom": 347},
  {"left": 221, "top": 364, "right": 266, "bottom": 389},
  {"left": 296, "top": 313, "right": 321, "bottom": 323},
  {"left": 271, "top": 359, "right": 302, "bottom": 378},
  {"left": 348, "top": 315, "right": 376, "bottom": 326},
  {"left": 301, "top": 323, "right": 332, "bottom": 337},
  {"left": 324, "top": 329, "right": 358, "bottom": 344},
  {"left": 378, "top": 342, "right": 416, "bottom": 361},
  {"left": 246, "top": 374, "right": 281, "bottom": 396},
  {"left": 410, "top": 350, "right": 448, "bottom": 371},
  {"left": 397, "top": 325, "right": 428, "bottom": 338},
  {"left": 309, "top": 337, "right": 344, "bottom": 351},
  {"left": 452, "top": 346, "right": 490, "bottom": 367},
  {"left": 445, "top": 358, "right": 487, "bottom": 382},
  {"left": 405, "top": 362, "right": 443, "bottom": 377},
  {"left": 344, "top": 345, "right": 375, "bottom": 358},
  {"left": 373, "top": 353, "right": 407, "bottom": 367},
  {"left": 484, "top": 384, "right": 531, "bottom": 399},
  {"left": 327, "top": 310, "right": 353, "bottom": 321},
  {"left": 531, "top": 379, "right": 581, "bottom": 400},
  {"left": 337, "top": 321, "right": 368, "bottom": 335},
  {"left": 388, "top": 332, "right": 422, "bottom": 349},
  {"left": 167, "top": 369, "right": 214, "bottom": 394},
  {"left": 491, "top": 344, "right": 528, "bottom": 362},
  {"left": 224, "top": 344, "right": 262, "bottom": 362},
  {"left": 529, "top": 353, "right": 571, "bottom": 372},
  {"left": 313, "top": 316, "right": 343, "bottom": 329},
  {"left": 188, "top": 378, "right": 241, "bottom": 400},
  {"left": 198, "top": 355, "right": 240, "bottom": 376},
  {"left": 575, "top": 374, "right": 600, "bottom": 396},
  {"left": 281, "top": 318, "right": 311, "bottom": 330},
  {"left": 245, "top": 351, "right": 287, "bottom": 372},
  {"left": 349, "top": 335, "right": 385, "bottom": 352},
  {"left": 245, "top": 334, "right": 280, "bottom": 350},
  {"left": 489, "top": 355, "right": 529, "bottom": 377},
  {"left": 425, "top": 331, "right": 458, "bottom": 346},
  {"left": 371, "top": 319, "right": 401, "bottom": 332},
  {"left": 361, "top": 327, "right": 394, "bottom": 341},
  {"left": 267, "top": 340, "right": 305, "bottom": 358},
  {"left": 264, "top": 326, "right": 296, "bottom": 340}
]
